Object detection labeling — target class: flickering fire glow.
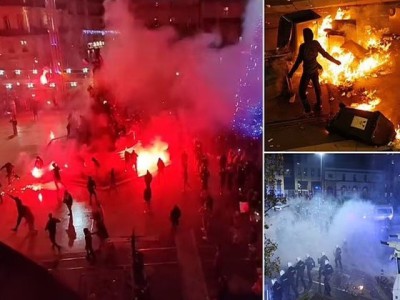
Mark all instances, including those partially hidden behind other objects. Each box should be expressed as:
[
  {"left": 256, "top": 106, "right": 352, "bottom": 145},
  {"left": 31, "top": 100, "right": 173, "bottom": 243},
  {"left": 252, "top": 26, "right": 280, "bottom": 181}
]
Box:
[
  {"left": 316, "top": 8, "right": 392, "bottom": 86},
  {"left": 50, "top": 131, "right": 55, "bottom": 140},
  {"left": 40, "top": 69, "right": 48, "bottom": 85},
  {"left": 119, "top": 138, "right": 170, "bottom": 176},
  {"left": 31, "top": 167, "right": 44, "bottom": 179}
]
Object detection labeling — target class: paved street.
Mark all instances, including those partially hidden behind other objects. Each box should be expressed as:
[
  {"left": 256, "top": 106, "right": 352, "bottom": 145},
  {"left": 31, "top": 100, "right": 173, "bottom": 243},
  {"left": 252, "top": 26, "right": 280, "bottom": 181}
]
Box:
[{"left": 0, "top": 111, "right": 261, "bottom": 299}]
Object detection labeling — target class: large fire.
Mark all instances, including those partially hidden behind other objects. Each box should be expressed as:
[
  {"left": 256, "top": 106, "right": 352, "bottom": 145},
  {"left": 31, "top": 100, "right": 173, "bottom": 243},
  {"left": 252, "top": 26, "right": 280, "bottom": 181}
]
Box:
[
  {"left": 316, "top": 8, "right": 391, "bottom": 86},
  {"left": 119, "top": 137, "right": 170, "bottom": 176}
]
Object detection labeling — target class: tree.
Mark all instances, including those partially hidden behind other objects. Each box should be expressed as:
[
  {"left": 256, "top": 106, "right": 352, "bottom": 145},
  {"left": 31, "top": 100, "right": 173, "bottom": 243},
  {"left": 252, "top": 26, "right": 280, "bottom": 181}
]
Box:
[
  {"left": 232, "top": 18, "right": 262, "bottom": 139},
  {"left": 264, "top": 154, "right": 285, "bottom": 277}
]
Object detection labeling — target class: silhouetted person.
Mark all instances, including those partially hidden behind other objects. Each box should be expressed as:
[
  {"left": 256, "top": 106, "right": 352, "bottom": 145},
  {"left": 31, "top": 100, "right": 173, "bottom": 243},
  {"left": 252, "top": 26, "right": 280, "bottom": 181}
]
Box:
[
  {"left": 296, "top": 257, "right": 307, "bottom": 292},
  {"left": 287, "top": 262, "right": 299, "bottom": 298},
  {"left": 335, "top": 245, "right": 343, "bottom": 270},
  {"left": 52, "top": 163, "right": 62, "bottom": 190},
  {"left": 144, "top": 187, "right": 152, "bottom": 213},
  {"left": 170, "top": 205, "right": 181, "bottom": 227},
  {"left": 1, "top": 162, "right": 19, "bottom": 184},
  {"left": 288, "top": 28, "right": 341, "bottom": 114},
  {"left": 124, "top": 150, "right": 131, "bottom": 171},
  {"left": 271, "top": 278, "right": 283, "bottom": 300},
  {"left": 10, "top": 195, "right": 25, "bottom": 231},
  {"left": 322, "top": 260, "right": 334, "bottom": 296},
  {"left": 63, "top": 190, "right": 73, "bottom": 216},
  {"left": 92, "top": 210, "right": 109, "bottom": 250},
  {"left": 157, "top": 158, "right": 165, "bottom": 174},
  {"left": 318, "top": 252, "right": 329, "bottom": 284},
  {"left": 144, "top": 170, "right": 152, "bottom": 189},
  {"left": 10, "top": 116, "right": 17, "bottom": 136},
  {"left": 131, "top": 150, "right": 138, "bottom": 175},
  {"left": 83, "top": 228, "right": 95, "bottom": 261},
  {"left": 200, "top": 167, "right": 210, "bottom": 190},
  {"left": 45, "top": 213, "right": 61, "bottom": 251},
  {"left": 110, "top": 168, "right": 117, "bottom": 191},
  {"left": 305, "top": 254, "right": 316, "bottom": 288},
  {"left": 32, "top": 99, "right": 38, "bottom": 121},
  {"left": 87, "top": 176, "right": 97, "bottom": 205}
]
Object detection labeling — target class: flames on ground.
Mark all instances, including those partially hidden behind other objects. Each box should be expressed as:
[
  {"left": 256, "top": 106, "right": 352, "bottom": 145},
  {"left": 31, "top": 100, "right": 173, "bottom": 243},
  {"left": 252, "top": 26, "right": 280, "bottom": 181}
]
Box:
[
  {"left": 118, "top": 137, "right": 170, "bottom": 177},
  {"left": 313, "top": 8, "right": 400, "bottom": 144}
]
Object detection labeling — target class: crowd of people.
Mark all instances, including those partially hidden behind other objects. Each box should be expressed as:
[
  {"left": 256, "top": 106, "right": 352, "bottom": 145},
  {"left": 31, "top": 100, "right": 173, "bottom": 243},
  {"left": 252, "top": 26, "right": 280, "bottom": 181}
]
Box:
[{"left": 270, "top": 245, "right": 344, "bottom": 299}]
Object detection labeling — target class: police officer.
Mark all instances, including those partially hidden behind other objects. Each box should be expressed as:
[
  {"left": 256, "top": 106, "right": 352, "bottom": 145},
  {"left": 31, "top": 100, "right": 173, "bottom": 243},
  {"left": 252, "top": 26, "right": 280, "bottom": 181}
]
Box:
[
  {"left": 322, "top": 260, "right": 334, "bottom": 296},
  {"left": 334, "top": 245, "right": 343, "bottom": 271},
  {"left": 271, "top": 278, "right": 283, "bottom": 300},
  {"left": 305, "top": 254, "right": 316, "bottom": 289},
  {"left": 279, "top": 270, "right": 289, "bottom": 299},
  {"left": 318, "top": 252, "right": 329, "bottom": 283},
  {"left": 295, "top": 257, "right": 307, "bottom": 292},
  {"left": 287, "top": 262, "right": 299, "bottom": 298}
]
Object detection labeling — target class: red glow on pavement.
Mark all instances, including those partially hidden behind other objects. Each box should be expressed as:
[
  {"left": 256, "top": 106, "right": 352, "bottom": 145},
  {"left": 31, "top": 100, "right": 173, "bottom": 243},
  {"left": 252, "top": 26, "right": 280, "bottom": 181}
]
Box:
[
  {"left": 49, "top": 131, "right": 55, "bottom": 140},
  {"left": 40, "top": 69, "right": 48, "bottom": 85},
  {"left": 31, "top": 167, "right": 43, "bottom": 179},
  {"left": 119, "top": 138, "right": 170, "bottom": 176}
]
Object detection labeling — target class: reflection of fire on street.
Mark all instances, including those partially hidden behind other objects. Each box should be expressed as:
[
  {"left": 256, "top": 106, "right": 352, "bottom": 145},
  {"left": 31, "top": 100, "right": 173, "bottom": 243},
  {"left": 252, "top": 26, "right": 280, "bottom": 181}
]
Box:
[{"left": 118, "top": 138, "right": 170, "bottom": 176}]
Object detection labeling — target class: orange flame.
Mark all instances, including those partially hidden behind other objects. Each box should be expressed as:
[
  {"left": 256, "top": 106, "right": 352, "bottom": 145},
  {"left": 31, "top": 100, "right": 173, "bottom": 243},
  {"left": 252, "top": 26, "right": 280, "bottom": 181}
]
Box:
[
  {"left": 315, "top": 8, "right": 392, "bottom": 86},
  {"left": 119, "top": 138, "right": 170, "bottom": 176}
]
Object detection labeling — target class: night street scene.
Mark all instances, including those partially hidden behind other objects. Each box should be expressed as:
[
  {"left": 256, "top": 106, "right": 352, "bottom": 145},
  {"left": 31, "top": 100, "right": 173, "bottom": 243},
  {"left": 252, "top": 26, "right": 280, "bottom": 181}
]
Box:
[
  {"left": 0, "top": 1, "right": 262, "bottom": 300},
  {"left": 265, "top": 0, "right": 400, "bottom": 151},
  {"left": 265, "top": 153, "right": 400, "bottom": 300}
]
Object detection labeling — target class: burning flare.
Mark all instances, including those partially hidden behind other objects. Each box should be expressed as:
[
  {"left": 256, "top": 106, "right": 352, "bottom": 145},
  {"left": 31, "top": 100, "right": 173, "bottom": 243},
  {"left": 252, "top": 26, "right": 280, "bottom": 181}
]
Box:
[
  {"left": 31, "top": 167, "right": 43, "bottom": 179},
  {"left": 119, "top": 137, "right": 170, "bottom": 176},
  {"left": 40, "top": 69, "right": 49, "bottom": 85},
  {"left": 49, "top": 131, "right": 55, "bottom": 140}
]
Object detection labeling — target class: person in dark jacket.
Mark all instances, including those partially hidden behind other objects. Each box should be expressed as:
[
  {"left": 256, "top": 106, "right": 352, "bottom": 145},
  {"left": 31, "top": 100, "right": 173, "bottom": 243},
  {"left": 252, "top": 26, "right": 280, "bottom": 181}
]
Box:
[
  {"left": 144, "top": 170, "right": 152, "bottom": 189},
  {"left": 295, "top": 257, "right": 307, "bottom": 292},
  {"left": 287, "top": 262, "right": 299, "bottom": 298},
  {"left": 334, "top": 245, "right": 343, "bottom": 270},
  {"left": 322, "top": 260, "right": 334, "bottom": 296},
  {"left": 271, "top": 278, "right": 283, "bottom": 300},
  {"left": 1, "top": 162, "right": 19, "bottom": 184},
  {"left": 63, "top": 190, "right": 73, "bottom": 216},
  {"left": 279, "top": 270, "right": 289, "bottom": 299},
  {"left": 305, "top": 254, "right": 316, "bottom": 288},
  {"left": 52, "top": 163, "right": 62, "bottom": 190},
  {"left": 318, "top": 252, "right": 329, "bottom": 283},
  {"left": 87, "top": 176, "right": 97, "bottom": 205},
  {"left": 170, "top": 205, "right": 181, "bottom": 227},
  {"left": 288, "top": 28, "right": 341, "bottom": 114},
  {"left": 45, "top": 213, "right": 61, "bottom": 251}
]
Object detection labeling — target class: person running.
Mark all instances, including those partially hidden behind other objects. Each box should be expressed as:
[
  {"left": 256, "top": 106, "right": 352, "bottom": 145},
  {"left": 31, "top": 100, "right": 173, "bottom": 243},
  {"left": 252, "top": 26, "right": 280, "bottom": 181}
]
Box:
[
  {"left": 87, "top": 176, "right": 97, "bottom": 205},
  {"left": 63, "top": 190, "right": 73, "bottom": 216},
  {"left": 34, "top": 156, "right": 44, "bottom": 169},
  {"left": 45, "top": 213, "right": 61, "bottom": 251},
  {"left": 1, "top": 162, "right": 20, "bottom": 185},
  {"left": 52, "top": 163, "right": 62, "bottom": 190}
]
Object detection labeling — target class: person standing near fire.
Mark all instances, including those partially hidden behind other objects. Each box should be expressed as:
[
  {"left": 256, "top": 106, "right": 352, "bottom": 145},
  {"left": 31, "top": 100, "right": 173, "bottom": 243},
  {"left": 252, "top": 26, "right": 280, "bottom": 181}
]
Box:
[{"left": 288, "top": 28, "right": 341, "bottom": 115}]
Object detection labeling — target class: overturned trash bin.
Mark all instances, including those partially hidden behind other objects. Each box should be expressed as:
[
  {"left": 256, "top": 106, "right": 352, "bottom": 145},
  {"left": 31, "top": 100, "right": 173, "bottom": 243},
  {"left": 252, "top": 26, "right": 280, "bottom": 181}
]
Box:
[{"left": 327, "top": 103, "right": 396, "bottom": 146}]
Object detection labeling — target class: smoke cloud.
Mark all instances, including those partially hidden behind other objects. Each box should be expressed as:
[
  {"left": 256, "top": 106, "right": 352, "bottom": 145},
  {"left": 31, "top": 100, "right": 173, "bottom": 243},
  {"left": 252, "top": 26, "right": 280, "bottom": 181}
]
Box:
[
  {"left": 96, "top": 0, "right": 261, "bottom": 133},
  {"left": 268, "top": 196, "right": 397, "bottom": 276}
]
